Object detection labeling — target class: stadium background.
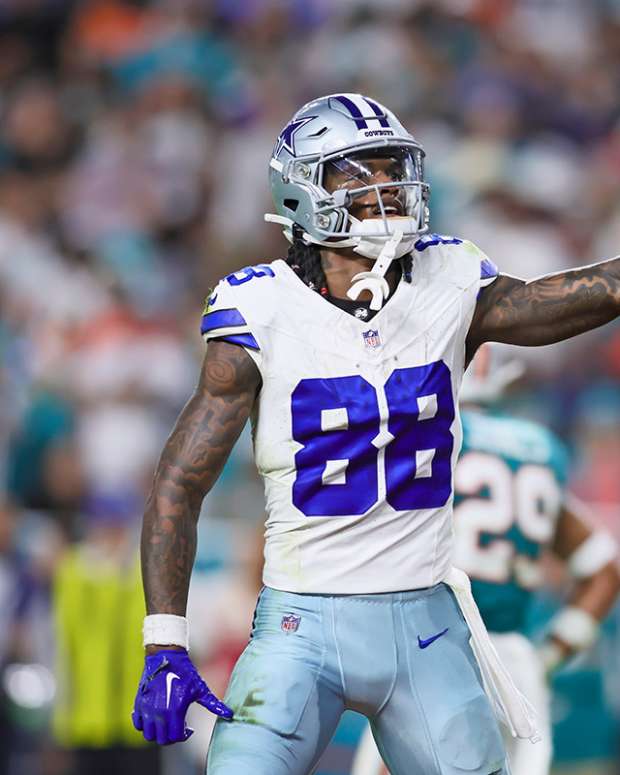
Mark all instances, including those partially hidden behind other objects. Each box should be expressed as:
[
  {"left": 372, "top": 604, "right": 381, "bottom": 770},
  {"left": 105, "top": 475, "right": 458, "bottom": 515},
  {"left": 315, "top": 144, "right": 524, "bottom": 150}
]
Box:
[{"left": 0, "top": 0, "right": 620, "bottom": 773}]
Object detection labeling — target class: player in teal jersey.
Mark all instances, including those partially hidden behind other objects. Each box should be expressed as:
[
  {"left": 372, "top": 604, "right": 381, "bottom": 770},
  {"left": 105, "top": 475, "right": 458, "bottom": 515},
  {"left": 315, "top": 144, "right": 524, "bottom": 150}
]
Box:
[
  {"left": 352, "top": 344, "right": 620, "bottom": 775},
  {"left": 454, "top": 383, "right": 572, "bottom": 639}
]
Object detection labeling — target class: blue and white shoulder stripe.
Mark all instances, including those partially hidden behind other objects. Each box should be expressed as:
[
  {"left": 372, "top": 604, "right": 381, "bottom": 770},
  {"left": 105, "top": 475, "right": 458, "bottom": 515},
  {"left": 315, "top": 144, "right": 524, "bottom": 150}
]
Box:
[
  {"left": 200, "top": 283, "right": 261, "bottom": 351},
  {"left": 479, "top": 255, "right": 499, "bottom": 288},
  {"left": 200, "top": 263, "right": 279, "bottom": 356},
  {"left": 200, "top": 307, "right": 260, "bottom": 350}
]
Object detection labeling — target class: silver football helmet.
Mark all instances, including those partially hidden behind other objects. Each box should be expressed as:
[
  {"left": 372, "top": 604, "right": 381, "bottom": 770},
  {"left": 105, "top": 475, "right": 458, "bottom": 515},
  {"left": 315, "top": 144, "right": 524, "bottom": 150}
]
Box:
[{"left": 265, "top": 93, "right": 430, "bottom": 263}]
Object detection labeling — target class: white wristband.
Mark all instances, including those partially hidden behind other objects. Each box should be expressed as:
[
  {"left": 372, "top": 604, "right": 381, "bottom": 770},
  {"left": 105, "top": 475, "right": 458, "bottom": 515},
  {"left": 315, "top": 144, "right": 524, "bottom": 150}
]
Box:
[
  {"left": 568, "top": 531, "right": 618, "bottom": 578},
  {"left": 549, "top": 606, "right": 599, "bottom": 652},
  {"left": 143, "top": 614, "right": 189, "bottom": 649}
]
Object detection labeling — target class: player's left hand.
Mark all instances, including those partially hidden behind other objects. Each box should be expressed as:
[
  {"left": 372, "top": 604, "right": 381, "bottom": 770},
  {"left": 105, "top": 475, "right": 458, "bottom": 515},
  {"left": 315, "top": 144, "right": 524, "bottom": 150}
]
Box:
[{"left": 132, "top": 649, "right": 233, "bottom": 745}]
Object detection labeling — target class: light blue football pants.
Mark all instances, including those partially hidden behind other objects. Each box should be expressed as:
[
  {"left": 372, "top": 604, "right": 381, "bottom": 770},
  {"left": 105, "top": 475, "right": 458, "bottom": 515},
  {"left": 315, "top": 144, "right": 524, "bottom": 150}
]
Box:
[{"left": 206, "top": 584, "right": 508, "bottom": 775}]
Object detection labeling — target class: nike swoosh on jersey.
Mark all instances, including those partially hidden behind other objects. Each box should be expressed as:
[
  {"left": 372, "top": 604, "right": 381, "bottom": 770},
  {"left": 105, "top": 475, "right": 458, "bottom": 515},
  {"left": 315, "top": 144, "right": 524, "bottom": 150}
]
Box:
[
  {"left": 166, "top": 672, "right": 181, "bottom": 707},
  {"left": 417, "top": 627, "right": 449, "bottom": 649}
]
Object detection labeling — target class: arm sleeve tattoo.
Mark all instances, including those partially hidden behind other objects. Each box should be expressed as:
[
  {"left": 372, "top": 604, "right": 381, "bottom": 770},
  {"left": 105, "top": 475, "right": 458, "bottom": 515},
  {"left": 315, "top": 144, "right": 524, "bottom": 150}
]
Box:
[
  {"left": 467, "top": 257, "right": 620, "bottom": 359},
  {"left": 141, "top": 340, "right": 261, "bottom": 615}
]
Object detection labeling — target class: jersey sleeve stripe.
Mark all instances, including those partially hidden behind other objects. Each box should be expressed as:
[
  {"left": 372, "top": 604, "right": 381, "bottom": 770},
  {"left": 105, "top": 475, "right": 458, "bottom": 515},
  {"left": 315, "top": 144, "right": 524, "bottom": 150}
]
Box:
[
  {"left": 200, "top": 308, "right": 247, "bottom": 335},
  {"left": 480, "top": 257, "right": 499, "bottom": 285},
  {"left": 414, "top": 233, "right": 463, "bottom": 251},
  {"left": 212, "top": 332, "right": 260, "bottom": 350}
]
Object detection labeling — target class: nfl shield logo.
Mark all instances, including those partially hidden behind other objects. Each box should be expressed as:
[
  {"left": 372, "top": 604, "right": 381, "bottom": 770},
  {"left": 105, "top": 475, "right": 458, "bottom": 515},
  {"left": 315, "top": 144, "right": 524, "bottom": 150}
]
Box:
[
  {"left": 281, "top": 614, "right": 301, "bottom": 633},
  {"left": 362, "top": 329, "right": 381, "bottom": 349}
]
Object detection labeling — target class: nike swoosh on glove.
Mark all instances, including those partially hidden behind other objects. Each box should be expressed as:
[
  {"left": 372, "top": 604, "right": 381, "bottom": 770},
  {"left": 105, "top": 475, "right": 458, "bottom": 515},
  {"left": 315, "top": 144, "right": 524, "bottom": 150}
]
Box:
[{"left": 132, "top": 649, "right": 233, "bottom": 745}]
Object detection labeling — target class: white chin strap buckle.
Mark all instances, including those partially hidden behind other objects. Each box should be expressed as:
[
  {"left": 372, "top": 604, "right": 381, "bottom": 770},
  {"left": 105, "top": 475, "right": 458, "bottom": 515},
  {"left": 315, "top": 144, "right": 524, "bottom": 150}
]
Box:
[{"left": 347, "top": 228, "right": 404, "bottom": 310}]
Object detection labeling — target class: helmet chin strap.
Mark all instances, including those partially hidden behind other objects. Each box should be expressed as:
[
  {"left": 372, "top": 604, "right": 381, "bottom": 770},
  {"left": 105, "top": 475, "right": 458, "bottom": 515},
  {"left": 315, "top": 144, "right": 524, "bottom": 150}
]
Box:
[{"left": 347, "top": 227, "right": 404, "bottom": 310}]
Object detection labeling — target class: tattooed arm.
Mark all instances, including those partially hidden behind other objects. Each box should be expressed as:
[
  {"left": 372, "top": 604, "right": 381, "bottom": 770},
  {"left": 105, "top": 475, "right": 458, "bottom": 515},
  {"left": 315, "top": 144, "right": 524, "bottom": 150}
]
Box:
[
  {"left": 141, "top": 340, "right": 261, "bottom": 638},
  {"left": 466, "top": 257, "right": 620, "bottom": 360}
]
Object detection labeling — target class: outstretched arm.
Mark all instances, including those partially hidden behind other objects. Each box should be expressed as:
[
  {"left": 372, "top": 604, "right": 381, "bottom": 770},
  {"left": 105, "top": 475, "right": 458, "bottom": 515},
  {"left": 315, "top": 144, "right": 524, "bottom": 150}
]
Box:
[
  {"left": 466, "top": 257, "right": 620, "bottom": 358},
  {"left": 551, "top": 497, "right": 619, "bottom": 624},
  {"left": 540, "top": 496, "right": 620, "bottom": 673},
  {"left": 142, "top": 340, "right": 261, "bottom": 621}
]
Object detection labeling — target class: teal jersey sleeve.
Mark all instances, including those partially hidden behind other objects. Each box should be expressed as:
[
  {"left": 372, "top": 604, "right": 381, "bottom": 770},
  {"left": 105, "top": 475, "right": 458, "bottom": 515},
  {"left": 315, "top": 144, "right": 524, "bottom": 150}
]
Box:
[{"left": 454, "top": 410, "right": 569, "bottom": 633}]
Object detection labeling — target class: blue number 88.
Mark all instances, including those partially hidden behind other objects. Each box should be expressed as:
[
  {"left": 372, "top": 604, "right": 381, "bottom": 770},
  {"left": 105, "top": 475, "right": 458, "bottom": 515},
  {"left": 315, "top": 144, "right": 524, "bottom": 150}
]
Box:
[{"left": 291, "top": 361, "right": 455, "bottom": 516}]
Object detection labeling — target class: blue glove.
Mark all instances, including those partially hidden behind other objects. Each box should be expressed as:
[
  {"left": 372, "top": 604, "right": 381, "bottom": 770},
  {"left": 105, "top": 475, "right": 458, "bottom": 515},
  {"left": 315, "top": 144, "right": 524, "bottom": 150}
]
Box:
[{"left": 132, "top": 649, "right": 233, "bottom": 745}]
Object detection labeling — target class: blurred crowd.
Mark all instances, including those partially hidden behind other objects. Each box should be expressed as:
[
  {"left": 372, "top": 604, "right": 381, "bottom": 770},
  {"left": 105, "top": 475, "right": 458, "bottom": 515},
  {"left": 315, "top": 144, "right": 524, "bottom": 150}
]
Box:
[{"left": 0, "top": 1, "right": 620, "bottom": 774}]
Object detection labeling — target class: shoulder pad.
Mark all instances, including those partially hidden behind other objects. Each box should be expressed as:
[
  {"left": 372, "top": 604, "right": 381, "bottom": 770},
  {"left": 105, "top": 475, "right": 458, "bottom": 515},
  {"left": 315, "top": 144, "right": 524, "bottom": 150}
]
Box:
[
  {"left": 414, "top": 233, "right": 463, "bottom": 252},
  {"left": 460, "top": 239, "right": 499, "bottom": 287},
  {"left": 200, "top": 280, "right": 259, "bottom": 350},
  {"left": 223, "top": 263, "right": 276, "bottom": 287}
]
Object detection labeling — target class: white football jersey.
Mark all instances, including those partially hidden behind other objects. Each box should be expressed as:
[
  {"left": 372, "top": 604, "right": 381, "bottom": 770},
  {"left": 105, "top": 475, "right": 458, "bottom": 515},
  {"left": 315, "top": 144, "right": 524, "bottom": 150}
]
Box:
[{"left": 202, "top": 235, "right": 498, "bottom": 594}]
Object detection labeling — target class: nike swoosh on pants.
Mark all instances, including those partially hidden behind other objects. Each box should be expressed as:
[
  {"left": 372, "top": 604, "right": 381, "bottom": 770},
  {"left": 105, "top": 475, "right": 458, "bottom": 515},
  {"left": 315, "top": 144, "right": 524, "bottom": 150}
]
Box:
[{"left": 417, "top": 627, "right": 449, "bottom": 649}]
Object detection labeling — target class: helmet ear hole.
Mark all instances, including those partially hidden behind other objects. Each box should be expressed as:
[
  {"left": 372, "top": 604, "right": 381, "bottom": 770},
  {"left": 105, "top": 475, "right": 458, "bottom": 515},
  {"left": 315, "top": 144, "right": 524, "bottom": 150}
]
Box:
[{"left": 284, "top": 198, "right": 299, "bottom": 212}]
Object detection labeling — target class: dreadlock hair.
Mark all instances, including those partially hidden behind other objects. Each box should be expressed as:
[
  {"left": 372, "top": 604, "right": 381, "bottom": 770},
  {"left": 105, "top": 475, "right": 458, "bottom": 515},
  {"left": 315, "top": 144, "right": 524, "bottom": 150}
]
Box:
[
  {"left": 286, "top": 225, "right": 329, "bottom": 295},
  {"left": 285, "top": 224, "right": 414, "bottom": 294},
  {"left": 402, "top": 252, "right": 413, "bottom": 283}
]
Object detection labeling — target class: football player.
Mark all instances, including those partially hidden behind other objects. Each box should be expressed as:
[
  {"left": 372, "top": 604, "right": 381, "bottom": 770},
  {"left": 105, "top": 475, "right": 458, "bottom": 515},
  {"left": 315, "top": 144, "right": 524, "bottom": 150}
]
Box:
[
  {"left": 132, "top": 93, "right": 620, "bottom": 775},
  {"left": 350, "top": 345, "right": 620, "bottom": 775}
]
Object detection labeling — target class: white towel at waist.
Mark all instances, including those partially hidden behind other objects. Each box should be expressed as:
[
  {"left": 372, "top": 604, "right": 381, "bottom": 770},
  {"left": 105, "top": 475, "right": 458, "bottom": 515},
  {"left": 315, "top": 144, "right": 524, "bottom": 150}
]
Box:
[{"left": 444, "top": 566, "right": 541, "bottom": 743}]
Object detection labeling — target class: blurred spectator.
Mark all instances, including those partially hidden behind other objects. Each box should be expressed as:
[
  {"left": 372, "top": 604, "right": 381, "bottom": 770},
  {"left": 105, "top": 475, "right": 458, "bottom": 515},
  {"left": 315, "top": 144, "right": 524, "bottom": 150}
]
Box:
[
  {"left": 51, "top": 490, "right": 157, "bottom": 775},
  {"left": 1, "top": 78, "right": 78, "bottom": 174},
  {"left": 0, "top": 499, "right": 61, "bottom": 775},
  {"left": 7, "top": 390, "right": 82, "bottom": 531},
  {"left": 0, "top": 499, "right": 29, "bottom": 774},
  {"left": 68, "top": 1, "right": 151, "bottom": 64}
]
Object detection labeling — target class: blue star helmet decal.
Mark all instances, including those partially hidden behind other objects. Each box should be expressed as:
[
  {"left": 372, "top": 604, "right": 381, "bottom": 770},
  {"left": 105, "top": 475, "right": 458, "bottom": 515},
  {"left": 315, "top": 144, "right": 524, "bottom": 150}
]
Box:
[{"left": 273, "top": 115, "right": 317, "bottom": 158}]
